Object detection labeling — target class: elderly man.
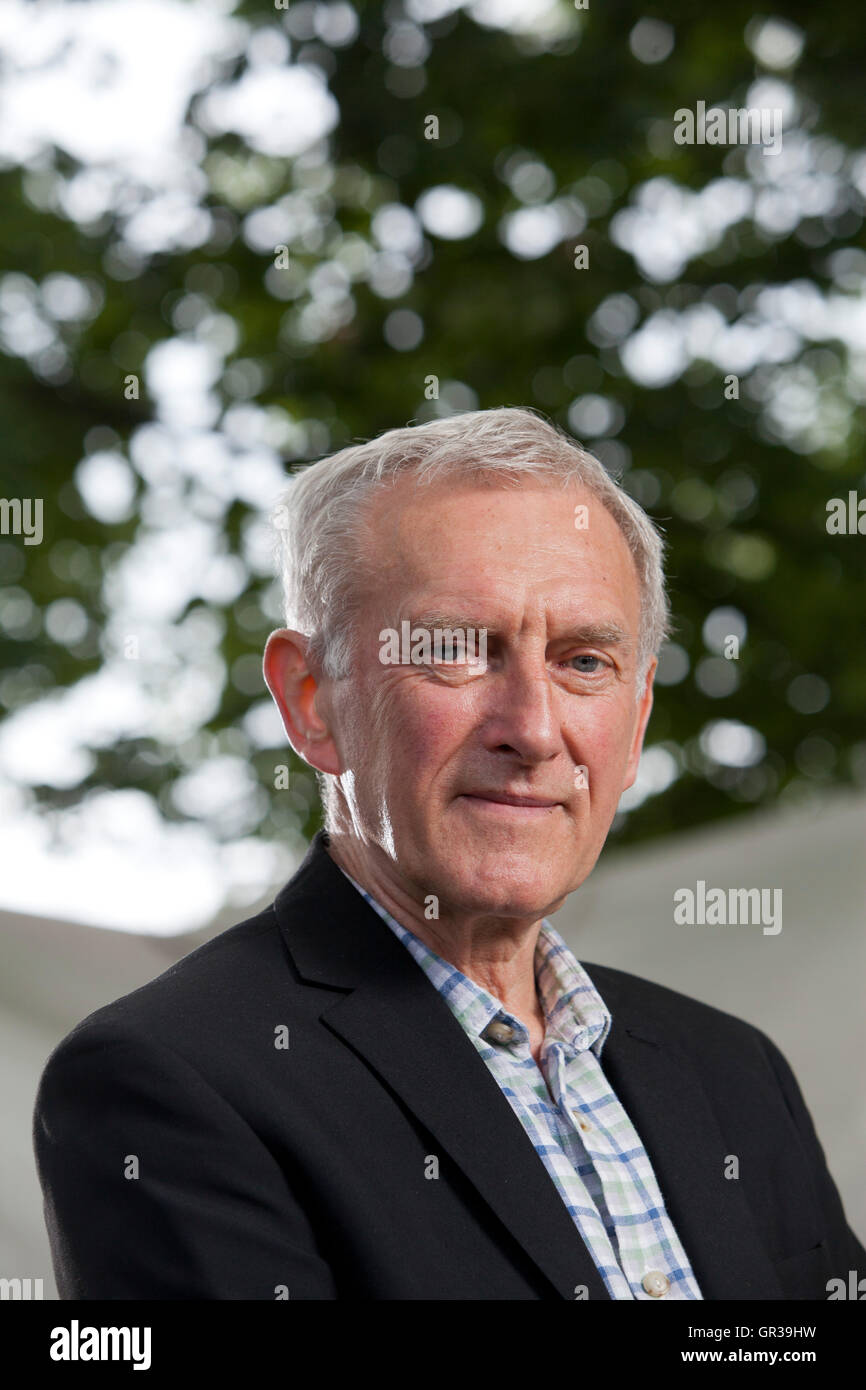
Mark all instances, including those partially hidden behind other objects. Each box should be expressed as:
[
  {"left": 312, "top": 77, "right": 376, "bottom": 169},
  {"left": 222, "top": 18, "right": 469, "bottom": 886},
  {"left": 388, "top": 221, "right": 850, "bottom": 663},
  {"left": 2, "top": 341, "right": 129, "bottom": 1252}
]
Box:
[{"left": 35, "top": 407, "right": 864, "bottom": 1300}]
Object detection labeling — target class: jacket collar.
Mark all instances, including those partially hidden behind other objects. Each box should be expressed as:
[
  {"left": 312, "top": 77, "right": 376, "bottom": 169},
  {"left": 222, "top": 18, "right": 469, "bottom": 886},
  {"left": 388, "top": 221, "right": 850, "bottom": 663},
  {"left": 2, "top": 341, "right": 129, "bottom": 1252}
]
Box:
[{"left": 274, "top": 830, "right": 783, "bottom": 1300}]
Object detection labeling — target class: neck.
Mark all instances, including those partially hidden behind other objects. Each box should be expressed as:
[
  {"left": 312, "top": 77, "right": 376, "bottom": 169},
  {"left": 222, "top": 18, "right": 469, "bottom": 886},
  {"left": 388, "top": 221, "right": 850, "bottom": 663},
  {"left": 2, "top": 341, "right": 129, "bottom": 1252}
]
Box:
[{"left": 325, "top": 830, "right": 548, "bottom": 1036}]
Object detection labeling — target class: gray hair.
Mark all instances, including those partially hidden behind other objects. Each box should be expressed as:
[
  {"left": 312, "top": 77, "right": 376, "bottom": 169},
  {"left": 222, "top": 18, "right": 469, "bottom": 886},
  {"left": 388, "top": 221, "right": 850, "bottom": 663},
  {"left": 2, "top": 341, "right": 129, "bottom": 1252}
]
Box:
[{"left": 271, "top": 406, "right": 671, "bottom": 814}]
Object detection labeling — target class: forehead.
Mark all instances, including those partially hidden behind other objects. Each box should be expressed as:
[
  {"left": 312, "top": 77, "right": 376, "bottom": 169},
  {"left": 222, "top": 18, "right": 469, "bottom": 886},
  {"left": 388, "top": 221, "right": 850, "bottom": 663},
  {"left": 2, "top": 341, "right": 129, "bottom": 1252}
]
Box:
[{"left": 361, "top": 472, "right": 642, "bottom": 626}]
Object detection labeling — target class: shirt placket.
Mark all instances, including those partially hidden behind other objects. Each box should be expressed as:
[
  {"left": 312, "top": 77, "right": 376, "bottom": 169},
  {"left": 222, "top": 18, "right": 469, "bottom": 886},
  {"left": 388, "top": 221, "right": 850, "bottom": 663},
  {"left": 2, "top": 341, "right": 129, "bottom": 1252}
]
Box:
[
  {"left": 544, "top": 1040, "right": 636, "bottom": 1300},
  {"left": 558, "top": 1044, "right": 689, "bottom": 1300}
]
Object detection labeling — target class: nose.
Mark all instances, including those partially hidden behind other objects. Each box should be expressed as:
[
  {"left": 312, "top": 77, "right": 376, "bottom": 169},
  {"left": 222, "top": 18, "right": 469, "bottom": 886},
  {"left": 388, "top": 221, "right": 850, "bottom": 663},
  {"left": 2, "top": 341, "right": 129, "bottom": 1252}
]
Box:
[{"left": 479, "top": 653, "right": 562, "bottom": 765}]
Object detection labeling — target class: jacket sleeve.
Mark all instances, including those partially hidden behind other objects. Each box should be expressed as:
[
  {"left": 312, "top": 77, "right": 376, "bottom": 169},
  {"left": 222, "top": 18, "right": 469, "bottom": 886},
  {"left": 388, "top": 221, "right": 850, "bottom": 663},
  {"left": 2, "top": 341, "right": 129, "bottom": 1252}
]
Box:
[
  {"left": 33, "top": 1022, "right": 338, "bottom": 1300},
  {"left": 758, "top": 1029, "right": 866, "bottom": 1276}
]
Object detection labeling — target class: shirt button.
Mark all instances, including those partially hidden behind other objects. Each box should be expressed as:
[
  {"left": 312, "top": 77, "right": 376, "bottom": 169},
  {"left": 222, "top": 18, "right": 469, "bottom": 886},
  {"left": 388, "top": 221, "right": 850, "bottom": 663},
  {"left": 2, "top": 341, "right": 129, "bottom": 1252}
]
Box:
[
  {"left": 484, "top": 1020, "right": 517, "bottom": 1044},
  {"left": 642, "top": 1271, "right": 670, "bottom": 1298}
]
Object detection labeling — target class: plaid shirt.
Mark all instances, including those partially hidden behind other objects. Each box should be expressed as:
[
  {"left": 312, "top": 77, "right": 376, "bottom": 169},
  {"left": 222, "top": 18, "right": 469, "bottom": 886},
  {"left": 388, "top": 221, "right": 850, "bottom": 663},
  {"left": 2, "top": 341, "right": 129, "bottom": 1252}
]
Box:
[{"left": 339, "top": 866, "right": 703, "bottom": 1301}]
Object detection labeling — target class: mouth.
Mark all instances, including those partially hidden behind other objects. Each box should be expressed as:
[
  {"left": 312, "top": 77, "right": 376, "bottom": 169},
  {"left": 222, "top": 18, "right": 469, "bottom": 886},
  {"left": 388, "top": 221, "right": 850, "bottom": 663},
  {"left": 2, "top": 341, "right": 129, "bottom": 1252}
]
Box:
[{"left": 459, "top": 792, "right": 562, "bottom": 814}]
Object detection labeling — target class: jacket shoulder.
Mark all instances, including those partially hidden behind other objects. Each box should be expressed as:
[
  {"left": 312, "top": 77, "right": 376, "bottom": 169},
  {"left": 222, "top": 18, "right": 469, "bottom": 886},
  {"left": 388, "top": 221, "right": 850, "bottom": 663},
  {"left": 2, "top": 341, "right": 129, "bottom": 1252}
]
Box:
[
  {"left": 580, "top": 959, "right": 773, "bottom": 1050},
  {"left": 39, "top": 903, "right": 287, "bottom": 1068}
]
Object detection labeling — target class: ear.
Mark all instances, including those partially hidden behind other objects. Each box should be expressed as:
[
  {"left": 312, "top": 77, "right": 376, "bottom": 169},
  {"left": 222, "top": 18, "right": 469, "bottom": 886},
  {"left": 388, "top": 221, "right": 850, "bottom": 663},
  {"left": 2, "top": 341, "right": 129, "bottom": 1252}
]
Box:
[
  {"left": 621, "top": 657, "right": 656, "bottom": 791},
  {"left": 262, "top": 629, "right": 342, "bottom": 776}
]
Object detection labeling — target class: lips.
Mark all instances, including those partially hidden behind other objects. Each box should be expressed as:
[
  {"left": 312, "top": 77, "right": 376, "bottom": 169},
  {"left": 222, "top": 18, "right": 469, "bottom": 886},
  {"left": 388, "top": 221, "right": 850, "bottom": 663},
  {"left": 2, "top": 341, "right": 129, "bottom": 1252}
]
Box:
[{"left": 462, "top": 791, "right": 561, "bottom": 808}]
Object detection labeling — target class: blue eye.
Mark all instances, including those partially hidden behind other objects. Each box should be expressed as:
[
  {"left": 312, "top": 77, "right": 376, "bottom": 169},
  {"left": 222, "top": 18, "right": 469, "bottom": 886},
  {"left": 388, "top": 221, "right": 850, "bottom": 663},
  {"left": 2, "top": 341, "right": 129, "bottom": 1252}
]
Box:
[{"left": 570, "top": 654, "right": 602, "bottom": 672}]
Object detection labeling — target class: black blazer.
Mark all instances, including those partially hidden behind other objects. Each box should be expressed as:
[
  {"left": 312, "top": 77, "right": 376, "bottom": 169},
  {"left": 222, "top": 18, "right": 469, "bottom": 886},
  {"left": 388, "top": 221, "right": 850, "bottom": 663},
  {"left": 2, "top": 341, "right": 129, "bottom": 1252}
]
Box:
[{"left": 34, "top": 829, "right": 865, "bottom": 1300}]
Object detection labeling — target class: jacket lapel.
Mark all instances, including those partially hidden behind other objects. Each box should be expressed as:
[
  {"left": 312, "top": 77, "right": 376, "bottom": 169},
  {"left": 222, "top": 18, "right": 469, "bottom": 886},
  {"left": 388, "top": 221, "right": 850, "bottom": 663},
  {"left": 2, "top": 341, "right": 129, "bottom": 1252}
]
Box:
[
  {"left": 275, "top": 831, "right": 609, "bottom": 1299},
  {"left": 586, "top": 965, "right": 784, "bottom": 1300}
]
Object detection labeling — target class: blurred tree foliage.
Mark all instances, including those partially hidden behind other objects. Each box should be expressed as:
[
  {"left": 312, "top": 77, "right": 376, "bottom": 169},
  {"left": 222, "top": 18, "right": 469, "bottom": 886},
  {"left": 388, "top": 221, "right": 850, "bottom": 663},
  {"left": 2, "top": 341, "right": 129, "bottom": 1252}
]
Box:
[{"left": 0, "top": 0, "right": 864, "bottom": 864}]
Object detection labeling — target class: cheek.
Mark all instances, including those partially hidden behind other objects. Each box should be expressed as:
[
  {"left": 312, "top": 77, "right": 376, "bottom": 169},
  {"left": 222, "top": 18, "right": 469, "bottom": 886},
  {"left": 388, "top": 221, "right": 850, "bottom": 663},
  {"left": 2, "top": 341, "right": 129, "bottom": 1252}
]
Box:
[
  {"left": 401, "top": 695, "right": 469, "bottom": 769},
  {"left": 362, "top": 681, "right": 465, "bottom": 785},
  {"left": 570, "top": 702, "right": 638, "bottom": 780},
  {"left": 382, "top": 688, "right": 488, "bottom": 803}
]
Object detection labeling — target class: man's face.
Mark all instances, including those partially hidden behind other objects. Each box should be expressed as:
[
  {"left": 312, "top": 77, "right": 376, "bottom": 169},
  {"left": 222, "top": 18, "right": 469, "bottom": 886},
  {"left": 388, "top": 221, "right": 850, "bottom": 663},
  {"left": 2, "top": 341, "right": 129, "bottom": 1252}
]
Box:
[{"left": 307, "top": 476, "right": 655, "bottom": 922}]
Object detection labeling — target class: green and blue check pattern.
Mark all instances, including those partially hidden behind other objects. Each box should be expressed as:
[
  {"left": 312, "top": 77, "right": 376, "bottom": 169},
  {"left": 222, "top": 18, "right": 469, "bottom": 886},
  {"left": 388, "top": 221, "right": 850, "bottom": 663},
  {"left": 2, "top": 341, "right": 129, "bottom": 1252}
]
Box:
[{"left": 340, "top": 867, "right": 703, "bottom": 1301}]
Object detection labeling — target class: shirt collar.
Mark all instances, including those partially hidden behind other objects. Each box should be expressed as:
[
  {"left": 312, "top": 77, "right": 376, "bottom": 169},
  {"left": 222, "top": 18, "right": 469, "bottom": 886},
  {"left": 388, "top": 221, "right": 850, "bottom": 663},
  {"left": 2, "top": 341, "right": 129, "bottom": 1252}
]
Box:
[{"left": 336, "top": 864, "right": 612, "bottom": 1058}]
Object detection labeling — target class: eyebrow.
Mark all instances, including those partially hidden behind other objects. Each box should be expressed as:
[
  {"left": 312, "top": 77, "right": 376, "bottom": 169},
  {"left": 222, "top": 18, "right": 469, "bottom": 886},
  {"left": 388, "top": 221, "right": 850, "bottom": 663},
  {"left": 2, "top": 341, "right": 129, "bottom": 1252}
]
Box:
[{"left": 406, "top": 614, "right": 634, "bottom": 654}]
